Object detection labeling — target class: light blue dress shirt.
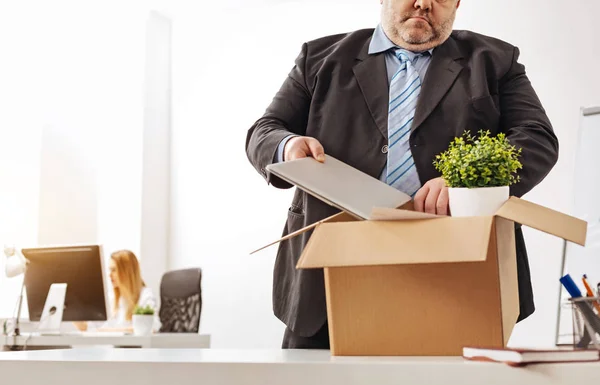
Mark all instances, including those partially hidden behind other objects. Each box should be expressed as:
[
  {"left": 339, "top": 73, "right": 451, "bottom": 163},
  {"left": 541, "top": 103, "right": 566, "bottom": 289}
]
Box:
[{"left": 275, "top": 24, "right": 434, "bottom": 185}]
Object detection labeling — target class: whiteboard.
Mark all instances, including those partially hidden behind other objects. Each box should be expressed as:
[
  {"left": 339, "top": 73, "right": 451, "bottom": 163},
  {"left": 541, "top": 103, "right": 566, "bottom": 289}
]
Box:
[{"left": 556, "top": 107, "right": 600, "bottom": 346}]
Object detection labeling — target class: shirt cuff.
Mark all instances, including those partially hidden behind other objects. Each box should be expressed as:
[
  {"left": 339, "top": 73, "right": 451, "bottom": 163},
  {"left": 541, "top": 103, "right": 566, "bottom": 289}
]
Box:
[{"left": 274, "top": 134, "right": 298, "bottom": 163}]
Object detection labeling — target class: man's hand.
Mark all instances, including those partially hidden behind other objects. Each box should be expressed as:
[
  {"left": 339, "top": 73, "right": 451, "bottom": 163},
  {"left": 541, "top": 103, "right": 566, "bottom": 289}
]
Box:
[
  {"left": 284, "top": 136, "right": 325, "bottom": 162},
  {"left": 414, "top": 177, "right": 450, "bottom": 215}
]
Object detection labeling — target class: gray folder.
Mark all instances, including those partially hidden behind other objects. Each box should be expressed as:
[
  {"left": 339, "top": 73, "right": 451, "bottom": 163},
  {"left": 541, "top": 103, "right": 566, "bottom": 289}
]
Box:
[{"left": 266, "top": 155, "right": 412, "bottom": 220}]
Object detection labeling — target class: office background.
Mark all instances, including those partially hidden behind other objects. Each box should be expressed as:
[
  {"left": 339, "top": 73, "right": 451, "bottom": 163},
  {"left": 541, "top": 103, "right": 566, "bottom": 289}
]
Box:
[{"left": 0, "top": 0, "right": 599, "bottom": 351}]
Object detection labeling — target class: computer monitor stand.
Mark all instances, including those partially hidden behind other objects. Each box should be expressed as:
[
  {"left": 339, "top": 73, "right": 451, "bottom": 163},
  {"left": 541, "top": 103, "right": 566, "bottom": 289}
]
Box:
[{"left": 38, "top": 283, "right": 67, "bottom": 335}]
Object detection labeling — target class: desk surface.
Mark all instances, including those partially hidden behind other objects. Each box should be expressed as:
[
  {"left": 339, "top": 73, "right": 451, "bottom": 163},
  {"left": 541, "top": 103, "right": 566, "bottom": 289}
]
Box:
[
  {"left": 1, "top": 348, "right": 599, "bottom": 385},
  {"left": 3, "top": 333, "right": 211, "bottom": 349}
]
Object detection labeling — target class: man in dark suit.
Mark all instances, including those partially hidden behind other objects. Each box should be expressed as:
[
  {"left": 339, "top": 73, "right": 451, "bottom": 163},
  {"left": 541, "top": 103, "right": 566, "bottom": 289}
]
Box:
[{"left": 245, "top": 0, "right": 558, "bottom": 349}]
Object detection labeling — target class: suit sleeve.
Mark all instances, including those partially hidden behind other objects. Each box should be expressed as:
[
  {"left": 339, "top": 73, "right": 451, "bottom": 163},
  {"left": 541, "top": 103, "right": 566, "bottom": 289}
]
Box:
[
  {"left": 245, "top": 43, "right": 312, "bottom": 189},
  {"left": 500, "top": 46, "right": 559, "bottom": 198}
]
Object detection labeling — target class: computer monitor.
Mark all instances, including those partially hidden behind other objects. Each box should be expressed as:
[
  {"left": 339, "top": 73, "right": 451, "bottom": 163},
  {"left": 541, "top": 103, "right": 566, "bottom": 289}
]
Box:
[{"left": 21, "top": 245, "right": 109, "bottom": 322}]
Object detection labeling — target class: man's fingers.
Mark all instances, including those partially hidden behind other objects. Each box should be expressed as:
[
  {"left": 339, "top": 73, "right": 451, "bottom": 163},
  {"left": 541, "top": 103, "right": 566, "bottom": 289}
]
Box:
[
  {"left": 307, "top": 138, "right": 325, "bottom": 162},
  {"left": 284, "top": 137, "right": 309, "bottom": 161},
  {"left": 424, "top": 183, "right": 441, "bottom": 214},
  {"left": 436, "top": 185, "right": 449, "bottom": 216},
  {"left": 287, "top": 148, "right": 308, "bottom": 161},
  {"left": 284, "top": 136, "right": 325, "bottom": 162},
  {"left": 413, "top": 185, "right": 429, "bottom": 212}
]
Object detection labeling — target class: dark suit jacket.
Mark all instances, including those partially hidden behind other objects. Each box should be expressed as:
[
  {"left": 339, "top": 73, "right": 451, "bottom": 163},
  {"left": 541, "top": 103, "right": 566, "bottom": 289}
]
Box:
[{"left": 245, "top": 29, "right": 559, "bottom": 337}]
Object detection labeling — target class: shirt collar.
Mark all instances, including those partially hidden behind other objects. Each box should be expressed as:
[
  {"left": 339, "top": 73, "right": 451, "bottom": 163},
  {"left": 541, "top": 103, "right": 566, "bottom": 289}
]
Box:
[{"left": 368, "top": 24, "right": 434, "bottom": 56}]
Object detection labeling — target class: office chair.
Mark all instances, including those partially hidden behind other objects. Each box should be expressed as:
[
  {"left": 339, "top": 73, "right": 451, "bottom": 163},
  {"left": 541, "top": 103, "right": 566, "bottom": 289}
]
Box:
[{"left": 158, "top": 268, "right": 202, "bottom": 333}]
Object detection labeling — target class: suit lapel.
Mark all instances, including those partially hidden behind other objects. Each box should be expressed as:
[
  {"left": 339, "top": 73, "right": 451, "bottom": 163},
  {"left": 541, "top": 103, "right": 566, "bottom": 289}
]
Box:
[
  {"left": 352, "top": 35, "right": 464, "bottom": 140},
  {"left": 412, "top": 36, "right": 464, "bottom": 133},
  {"left": 353, "top": 40, "right": 389, "bottom": 140}
]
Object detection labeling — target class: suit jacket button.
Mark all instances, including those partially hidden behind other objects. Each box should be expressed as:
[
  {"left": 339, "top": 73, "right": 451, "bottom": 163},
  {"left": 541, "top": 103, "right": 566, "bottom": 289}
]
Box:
[{"left": 382, "top": 145, "right": 388, "bottom": 154}]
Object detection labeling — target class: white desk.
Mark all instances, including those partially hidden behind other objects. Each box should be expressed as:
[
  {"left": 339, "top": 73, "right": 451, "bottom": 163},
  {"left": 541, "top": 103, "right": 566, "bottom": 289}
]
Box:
[
  {"left": 0, "top": 348, "right": 598, "bottom": 385},
  {"left": 2, "top": 333, "right": 211, "bottom": 350}
]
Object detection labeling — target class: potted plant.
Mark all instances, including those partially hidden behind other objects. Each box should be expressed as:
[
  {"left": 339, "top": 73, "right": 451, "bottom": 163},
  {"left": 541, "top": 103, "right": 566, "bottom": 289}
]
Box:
[
  {"left": 433, "top": 130, "right": 522, "bottom": 217},
  {"left": 132, "top": 305, "right": 155, "bottom": 336}
]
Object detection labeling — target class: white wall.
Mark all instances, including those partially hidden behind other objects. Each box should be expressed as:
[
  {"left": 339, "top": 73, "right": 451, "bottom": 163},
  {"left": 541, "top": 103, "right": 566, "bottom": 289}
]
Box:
[
  {"left": 0, "top": 1, "right": 170, "bottom": 321},
  {"left": 169, "top": 0, "right": 600, "bottom": 349},
  {"left": 139, "top": 10, "right": 173, "bottom": 303},
  {"left": 452, "top": 0, "right": 600, "bottom": 348},
  {"left": 37, "top": 124, "right": 98, "bottom": 246},
  {"left": 0, "top": 1, "right": 46, "bottom": 319}
]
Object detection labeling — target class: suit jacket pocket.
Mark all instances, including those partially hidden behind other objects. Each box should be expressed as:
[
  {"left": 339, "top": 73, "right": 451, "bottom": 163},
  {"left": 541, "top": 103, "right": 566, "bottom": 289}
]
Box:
[
  {"left": 288, "top": 204, "right": 305, "bottom": 221},
  {"left": 272, "top": 205, "right": 306, "bottom": 318}
]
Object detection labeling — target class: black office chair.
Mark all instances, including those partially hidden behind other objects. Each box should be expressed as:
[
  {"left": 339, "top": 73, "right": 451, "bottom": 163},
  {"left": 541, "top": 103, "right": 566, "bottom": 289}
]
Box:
[{"left": 158, "top": 268, "right": 202, "bottom": 333}]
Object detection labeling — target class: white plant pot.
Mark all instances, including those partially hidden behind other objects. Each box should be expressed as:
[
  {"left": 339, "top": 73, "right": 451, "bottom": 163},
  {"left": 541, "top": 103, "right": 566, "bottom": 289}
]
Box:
[
  {"left": 132, "top": 314, "right": 154, "bottom": 336},
  {"left": 448, "top": 186, "right": 509, "bottom": 217}
]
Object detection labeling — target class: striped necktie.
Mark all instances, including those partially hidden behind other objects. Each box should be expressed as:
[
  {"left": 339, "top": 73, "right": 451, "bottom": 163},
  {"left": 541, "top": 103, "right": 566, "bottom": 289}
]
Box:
[{"left": 385, "top": 48, "right": 423, "bottom": 197}]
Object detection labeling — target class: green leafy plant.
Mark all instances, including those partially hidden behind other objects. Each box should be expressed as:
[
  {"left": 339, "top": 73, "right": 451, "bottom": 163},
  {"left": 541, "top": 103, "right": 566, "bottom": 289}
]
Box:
[
  {"left": 433, "top": 130, "right": 522, "bottom": 188},
  {"left": 133, "top": 304, "right": 155, "bottom": 316}
]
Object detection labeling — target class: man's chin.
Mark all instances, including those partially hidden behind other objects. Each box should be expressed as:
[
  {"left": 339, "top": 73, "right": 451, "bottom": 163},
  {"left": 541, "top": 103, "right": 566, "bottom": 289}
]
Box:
[
  {"left": 402, "top": 30, "right": 434, "bottom": 45},
  {"left": 386, "top": 24, "right": 448, "bottom": 51},
  {"left": 399, "top": 28, "right": 447, "bottom": 50},
  {"left": 400, "top": 23, "right": 434, "bottom": 44}
]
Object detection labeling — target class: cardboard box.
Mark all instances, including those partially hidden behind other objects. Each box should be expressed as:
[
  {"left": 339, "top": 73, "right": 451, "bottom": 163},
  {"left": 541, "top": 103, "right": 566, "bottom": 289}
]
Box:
[{"left": 260, "top": 196, "right": 587, "bottom": 356}]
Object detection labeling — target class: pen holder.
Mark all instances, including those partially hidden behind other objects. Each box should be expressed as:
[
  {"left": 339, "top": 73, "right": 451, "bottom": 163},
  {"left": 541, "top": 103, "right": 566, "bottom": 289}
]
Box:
[{"left": 568, "top": 296, "right": 600, "bottom": 350}]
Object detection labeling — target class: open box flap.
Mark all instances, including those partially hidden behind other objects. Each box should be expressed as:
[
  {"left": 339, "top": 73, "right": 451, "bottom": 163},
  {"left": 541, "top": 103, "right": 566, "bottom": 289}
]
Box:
[
  {"left": 250, "top": 211, "right": 356, "bottom": 255},
  {"left": 296, "top": 216, "right": 494, "bottom": 268},
  {"left": 495, "top": 197, "right": 587, "bottom": 246},
  {"left": 250, "top": 201, "right": 414, "bottom": 255}
]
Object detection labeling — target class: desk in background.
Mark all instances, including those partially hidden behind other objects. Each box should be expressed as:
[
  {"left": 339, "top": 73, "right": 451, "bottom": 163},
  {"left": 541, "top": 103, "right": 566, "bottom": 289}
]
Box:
[
  {"left": 2, "top": 333, "right": 211, "bottom": 350},
  {"left": 0, "top": 348, "right": 598, "bottom": 385}
]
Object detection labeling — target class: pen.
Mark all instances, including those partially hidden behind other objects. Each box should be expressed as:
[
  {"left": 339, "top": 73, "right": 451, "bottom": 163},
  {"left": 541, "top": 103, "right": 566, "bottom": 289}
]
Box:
[
  {"left": 560, "top": 274, "right": 582, "bottom": 298},
  {"left": 582, "top": 274, "right": 600, "bottom": 314},
  {"left": 582, "top": 274, "right": 595, "bottom": 297}
]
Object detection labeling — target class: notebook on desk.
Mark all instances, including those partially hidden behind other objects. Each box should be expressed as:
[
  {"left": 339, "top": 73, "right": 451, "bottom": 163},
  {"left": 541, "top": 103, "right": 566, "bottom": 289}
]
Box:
[
  {"left": 463, "top": 346, "right": 600, "bottom": 366},
  {"left": 266, "top": 155, "right": 412, "bottom": 220}
]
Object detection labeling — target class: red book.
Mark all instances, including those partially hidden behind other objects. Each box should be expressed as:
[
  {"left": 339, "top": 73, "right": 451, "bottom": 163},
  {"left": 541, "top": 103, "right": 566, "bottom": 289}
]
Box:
[{"left": 463, "top": 346, "right": 600, "bottom": 366}]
